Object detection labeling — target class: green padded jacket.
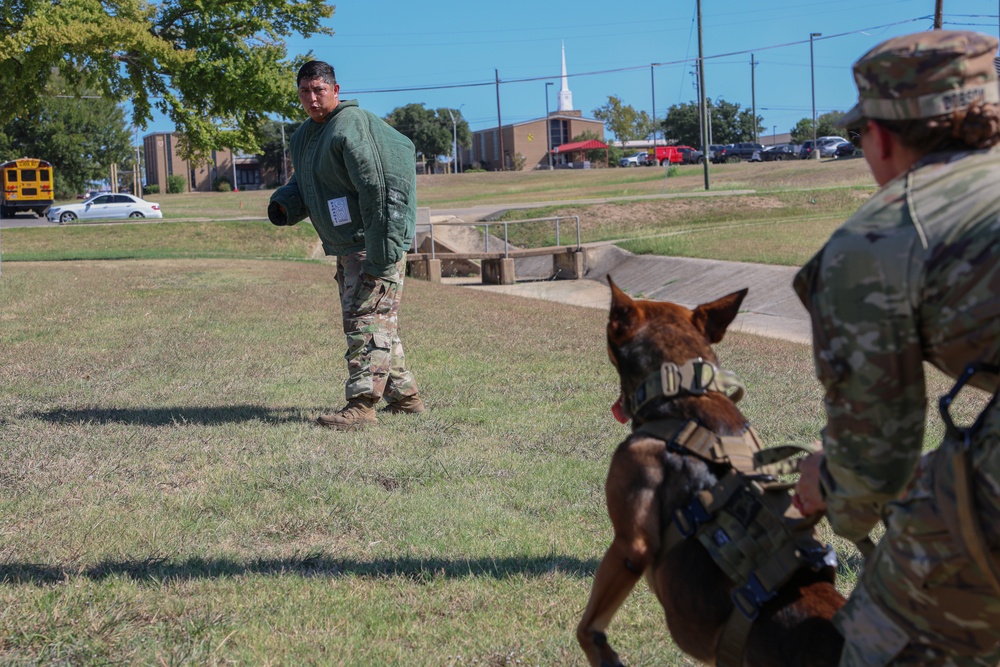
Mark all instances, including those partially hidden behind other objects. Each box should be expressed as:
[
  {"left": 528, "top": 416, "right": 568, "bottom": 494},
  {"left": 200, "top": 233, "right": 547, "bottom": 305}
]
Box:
[{"left": 269, "top": 100, "right": 417, "bottom": 279}]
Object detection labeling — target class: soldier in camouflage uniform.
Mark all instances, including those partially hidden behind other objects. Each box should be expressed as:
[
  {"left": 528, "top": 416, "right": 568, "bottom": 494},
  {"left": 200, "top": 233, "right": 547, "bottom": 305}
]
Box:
[
  {"left": 269, "top": 61, "right": 423, "bottom": 430},
  {"left": 792, "top": 30, "right": 1000, "bottom": 666}
]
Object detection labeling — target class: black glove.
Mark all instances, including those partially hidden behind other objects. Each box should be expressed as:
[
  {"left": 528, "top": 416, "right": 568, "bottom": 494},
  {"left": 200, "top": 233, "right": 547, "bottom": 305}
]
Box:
[{"left": 268, "top": 200, "right": 289, "bottom": 226}]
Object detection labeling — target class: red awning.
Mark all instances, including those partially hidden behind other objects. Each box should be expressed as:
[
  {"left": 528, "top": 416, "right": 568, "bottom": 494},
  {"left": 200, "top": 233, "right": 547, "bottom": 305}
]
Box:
[{"left": 550, "top": 139, "right": 608, "bottom": 154}]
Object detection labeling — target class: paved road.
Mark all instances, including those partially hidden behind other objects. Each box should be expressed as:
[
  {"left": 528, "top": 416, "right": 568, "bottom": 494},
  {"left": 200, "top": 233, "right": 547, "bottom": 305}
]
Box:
[{"left": 0, "top": 214, "right": 56, "bottom": 228}]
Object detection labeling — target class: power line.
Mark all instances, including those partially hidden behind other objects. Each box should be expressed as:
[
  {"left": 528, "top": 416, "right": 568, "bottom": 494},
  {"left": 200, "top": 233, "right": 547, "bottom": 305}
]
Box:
[{"left": 341, "top": 16, "right": 930, "bottom": 97}]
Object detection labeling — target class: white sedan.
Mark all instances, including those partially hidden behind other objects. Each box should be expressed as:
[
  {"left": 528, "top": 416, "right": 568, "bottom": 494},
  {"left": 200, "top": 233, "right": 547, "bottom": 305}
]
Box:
[{"left": 47, "top": 193, "right": 163, "bottom": 224}]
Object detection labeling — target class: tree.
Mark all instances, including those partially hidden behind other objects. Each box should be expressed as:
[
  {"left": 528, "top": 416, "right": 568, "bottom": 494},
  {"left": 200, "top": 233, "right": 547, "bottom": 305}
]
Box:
[
  {"left": 789, "top": 111, "right": 847, "bottom": 143},
  {"left": 258, "top": 119, "right": 301, "bottom": 186},
  {"left": 2, "top": 74, "right": 133, "bottom": 197},
  {"left": 383, "top": 104, "right": 470, "bottom": 169},
  {"left": 0, "top": 0, "right": 334, "bottom": 160},
  {"left": 592, "top": 96, "right": 654, "bottom": 144},
  {"left": 660, "top": 98, "right": 763, "bottom": 147}
]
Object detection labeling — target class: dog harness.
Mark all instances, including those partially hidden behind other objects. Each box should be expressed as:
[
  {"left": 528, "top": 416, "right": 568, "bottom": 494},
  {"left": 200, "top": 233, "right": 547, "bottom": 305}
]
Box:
[{"left": 628, "top": 359, "right": 837, "bottom": 667}]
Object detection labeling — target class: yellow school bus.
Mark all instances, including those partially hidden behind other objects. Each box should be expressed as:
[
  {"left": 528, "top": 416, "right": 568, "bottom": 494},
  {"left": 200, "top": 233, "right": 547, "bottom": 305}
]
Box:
[{"left": 1, "top": 158, "right": 54, "bottom": 218}]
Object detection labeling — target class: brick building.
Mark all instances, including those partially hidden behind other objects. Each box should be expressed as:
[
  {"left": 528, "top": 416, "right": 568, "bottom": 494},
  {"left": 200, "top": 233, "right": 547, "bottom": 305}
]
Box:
[{"left": 142, "top": 133, "right": 277, "bottom": 193}]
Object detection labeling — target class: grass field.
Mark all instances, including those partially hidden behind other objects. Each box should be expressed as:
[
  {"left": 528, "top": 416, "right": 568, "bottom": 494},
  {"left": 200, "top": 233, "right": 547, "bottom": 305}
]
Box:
[
  {"left": 0, "top": 259, "right": 811, "bottom": 665},
  {"left": 4, "top": 159, "right": 875, "bottom": 267},
  {"left": 1, "top": 160, "right": 975, "bottom": 665}
]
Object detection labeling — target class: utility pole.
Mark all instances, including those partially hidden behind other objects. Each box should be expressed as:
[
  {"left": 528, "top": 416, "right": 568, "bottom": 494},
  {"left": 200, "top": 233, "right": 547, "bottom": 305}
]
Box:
[
  {"left": 697, "top": 0, "right": 710, "bottom": 190},
  {"left": 692, "top": 64, "right": 704, "bottom": 155},
  {"left": 750, "top": 53, "right": 758, "bottom": 143},
  {"left": 650, "top": 64, "right": 657, "bottom": 156},
  {"left": 545, "top": 82, "right": 553, "bottom": 169},
  {"left": 133, "top": 146, "right": 141, "bottom": 195},
  {"left": 810, "top": 33, "right": 822, "bottom": 160},
  {"left": 495, "top": 69, "right": 505, "bottom": 171},
  {"left": 280, "top": 123, "right": 288, "bottom": 184},
  {"left": 934, "top": 0, "right": 943, "bottom": 28}
]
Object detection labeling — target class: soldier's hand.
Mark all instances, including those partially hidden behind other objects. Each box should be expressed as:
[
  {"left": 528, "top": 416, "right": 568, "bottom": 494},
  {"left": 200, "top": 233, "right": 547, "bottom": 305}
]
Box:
[{"left": 793, "top": 448, "right": 827, "bottom": 516}]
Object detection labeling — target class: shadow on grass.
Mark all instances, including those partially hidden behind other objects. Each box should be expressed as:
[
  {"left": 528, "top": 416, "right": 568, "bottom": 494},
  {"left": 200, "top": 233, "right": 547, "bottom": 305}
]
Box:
[
  {"left": 0, "top": 553, "right": 601, "bottom": 586},
  {"left": 31, "top": 404, "right": 311, "bottom": 426}
]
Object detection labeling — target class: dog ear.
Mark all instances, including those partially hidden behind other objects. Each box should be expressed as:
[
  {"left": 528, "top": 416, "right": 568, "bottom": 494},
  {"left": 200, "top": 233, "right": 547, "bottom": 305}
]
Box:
[
  {"left": 691, "top": 288, "right": 748, "bottom": 344},
  {"left": 607, "top": 276, "right": 644, "bottom": 343}
]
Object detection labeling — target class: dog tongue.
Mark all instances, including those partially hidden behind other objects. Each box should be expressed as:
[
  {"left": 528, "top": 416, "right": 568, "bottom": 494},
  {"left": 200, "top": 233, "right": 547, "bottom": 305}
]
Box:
[{"left": 612, "top": 396, "right": 629, "bottom": 424}]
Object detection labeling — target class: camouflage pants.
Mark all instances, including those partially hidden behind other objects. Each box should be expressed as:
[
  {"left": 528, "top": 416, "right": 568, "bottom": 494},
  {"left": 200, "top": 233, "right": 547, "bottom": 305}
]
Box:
[
  {"left": 335, "top": 251, "right": 419, "bottom": 404},
  {"left": 836, "top": 440, "right": 1000, "bottom": 667}
]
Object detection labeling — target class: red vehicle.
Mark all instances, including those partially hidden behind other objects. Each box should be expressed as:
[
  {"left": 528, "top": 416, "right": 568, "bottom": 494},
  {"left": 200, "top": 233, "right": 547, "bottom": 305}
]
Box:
[{"left": 646, "top": 145, "right": 690, "bottom": 166}]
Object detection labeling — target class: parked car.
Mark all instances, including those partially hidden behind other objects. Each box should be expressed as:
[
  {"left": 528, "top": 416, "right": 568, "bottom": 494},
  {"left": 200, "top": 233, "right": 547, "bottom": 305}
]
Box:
[
  {"left": 619, "top": 151, "right": 650, "bottom": 168},
  {"left": 760, "top": 144, "right": 797, "bottom": 161},
  {"left": 726, "top": 142, "right": 765, "bottom": 162},
  {"left": 709, "top": 144, "right": 732, "bottom": 164},
  {"left": 817, "top": 136, "right": 850, "bottom": 158},
  {"left": 833, "top": 141, "right": 856, "bottom": 158},
  {"left": 678, "top": 147, "right": 704, "bottom": 164},
  {"left": 47, "top": 193, "right": 163, "bottom": 224},
  {"left": 799, "top": 136, "right": 849, "bottom": 159}
]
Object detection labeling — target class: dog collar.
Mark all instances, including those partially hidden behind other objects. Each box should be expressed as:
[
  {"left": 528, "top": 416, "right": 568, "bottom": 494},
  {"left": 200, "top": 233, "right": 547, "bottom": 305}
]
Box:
[{"left": 626, "top": 358, "right": 745, "bottom": 419}]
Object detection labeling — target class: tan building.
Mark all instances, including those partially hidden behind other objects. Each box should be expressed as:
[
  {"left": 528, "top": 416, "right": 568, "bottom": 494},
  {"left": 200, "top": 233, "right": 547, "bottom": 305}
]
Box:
[{"left": 143, "top": 133, "right": 276, "bottom": 193}]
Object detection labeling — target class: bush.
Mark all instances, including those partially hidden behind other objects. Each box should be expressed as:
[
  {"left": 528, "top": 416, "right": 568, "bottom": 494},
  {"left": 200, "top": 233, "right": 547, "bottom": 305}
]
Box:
[
  {"left": 143, "top": 184, "right": 160, "bottom": 195},
  {"left": 213, "top": 176, "right": 232, "bottom": 192},
  {"left": 667, "top": 165, "right": 680, "bottom": 178},
  {"left": 509, "top": 152, "right": 527, "bottom": 171},
  {"left": 166, "top": 174, "right": 186, "bottom": 194}
]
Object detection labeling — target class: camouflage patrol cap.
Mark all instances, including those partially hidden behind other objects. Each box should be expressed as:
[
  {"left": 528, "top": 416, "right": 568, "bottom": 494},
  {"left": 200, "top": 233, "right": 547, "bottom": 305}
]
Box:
[{"left": 838, "top": 30, "right": 1000, "bottom": 128}]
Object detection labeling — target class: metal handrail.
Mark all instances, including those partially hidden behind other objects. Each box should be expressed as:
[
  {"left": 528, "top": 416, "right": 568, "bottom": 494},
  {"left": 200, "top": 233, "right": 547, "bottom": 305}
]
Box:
[{"left": 411, "top": 215, "right": 581, "bottom": 260}]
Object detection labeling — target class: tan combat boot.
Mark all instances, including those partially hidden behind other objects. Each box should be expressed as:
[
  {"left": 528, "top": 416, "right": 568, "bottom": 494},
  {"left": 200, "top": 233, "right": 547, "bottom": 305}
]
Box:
[
  {"left": 382, "top": 395, "right": 426, "bottom": 414},
  {"left": 316, "top": 397, "right": 378, "bottom": 430}
]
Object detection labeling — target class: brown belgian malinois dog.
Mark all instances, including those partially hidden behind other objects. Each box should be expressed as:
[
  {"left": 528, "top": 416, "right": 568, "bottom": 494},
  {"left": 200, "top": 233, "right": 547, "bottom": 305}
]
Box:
[{"left": 577, "top": 279, "right": 845, "bottom": 667}]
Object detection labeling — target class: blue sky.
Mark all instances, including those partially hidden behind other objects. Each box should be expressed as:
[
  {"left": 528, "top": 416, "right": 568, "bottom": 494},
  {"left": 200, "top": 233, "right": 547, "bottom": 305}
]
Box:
[{"left": 145, "top": 0, "right": 1000, "bottom": 143}]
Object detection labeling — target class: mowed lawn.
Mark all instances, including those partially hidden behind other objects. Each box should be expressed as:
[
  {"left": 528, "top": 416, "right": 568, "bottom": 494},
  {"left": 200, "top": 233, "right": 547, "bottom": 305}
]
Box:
[{"left": 1, "top": 255, "right": 836, "bottom": 665}]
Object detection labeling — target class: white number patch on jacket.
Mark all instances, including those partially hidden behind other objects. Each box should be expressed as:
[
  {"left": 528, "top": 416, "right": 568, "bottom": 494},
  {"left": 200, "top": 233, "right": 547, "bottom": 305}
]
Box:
[{"left": 327, "top": 197, "right": 352, "bottom": 226}]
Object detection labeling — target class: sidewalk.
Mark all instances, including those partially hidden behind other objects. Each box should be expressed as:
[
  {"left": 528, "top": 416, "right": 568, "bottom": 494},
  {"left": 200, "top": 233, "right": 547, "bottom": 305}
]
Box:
[{"left": 443, "top": 244, "right": 812, "bottom": 345}]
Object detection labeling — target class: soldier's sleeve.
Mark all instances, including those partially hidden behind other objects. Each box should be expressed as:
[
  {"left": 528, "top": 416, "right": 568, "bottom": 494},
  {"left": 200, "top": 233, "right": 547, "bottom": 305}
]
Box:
[
  {"left": 798, "top": 224, "right": 927, "bottom": 542},
  {"left": 268, "top": 173, "right": 309, "bottom": 226}
]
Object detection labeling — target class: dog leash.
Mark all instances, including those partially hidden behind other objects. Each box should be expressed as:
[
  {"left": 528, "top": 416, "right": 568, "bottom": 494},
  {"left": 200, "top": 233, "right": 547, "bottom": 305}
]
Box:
[{"left": 937, "top": 362, "right": 1000, "bottom": 597}]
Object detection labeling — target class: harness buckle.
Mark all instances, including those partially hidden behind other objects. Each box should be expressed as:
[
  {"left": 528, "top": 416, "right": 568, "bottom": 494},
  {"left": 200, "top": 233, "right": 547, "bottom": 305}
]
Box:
[
  {"left": 939, "top": 362, "right": 1000, "bottom": 449},
  {"left": 659, "top": 362, "right": 680, "bottom": 397},
  {"left": 800, "top": 542, "right": 838, "bottom": 570},
  {"left": 684, "top": 358, "right": 714, "bottom": 395},
  {"left": 674, "top": 498, "right": 712, "bottom": 538},
  {"left": 731, "top": 573, "right": 775, "bottom": 621}
]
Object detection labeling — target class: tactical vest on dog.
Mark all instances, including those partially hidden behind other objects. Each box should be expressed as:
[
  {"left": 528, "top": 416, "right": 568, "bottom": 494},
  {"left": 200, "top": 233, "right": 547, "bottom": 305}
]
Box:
[{"left": 628, "top": 359, "right": 837, "bottom": 667}]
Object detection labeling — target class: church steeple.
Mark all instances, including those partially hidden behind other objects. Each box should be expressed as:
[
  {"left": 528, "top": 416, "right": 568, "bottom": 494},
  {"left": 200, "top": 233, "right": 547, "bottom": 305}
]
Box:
[{"left": 558, "top": 41, "right": 573, "bottom": 112}]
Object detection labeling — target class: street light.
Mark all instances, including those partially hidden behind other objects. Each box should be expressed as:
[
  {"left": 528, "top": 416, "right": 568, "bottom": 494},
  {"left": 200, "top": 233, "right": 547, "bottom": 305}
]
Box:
[
  {"left": 545, "top": 82, "right": 554, "bottom": 169},
  {"left": 810, "top": 32, "right": 822, "bottom": 160},
  {"left": 447, "top": 104, "right": 464, "bottom": 174}
]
